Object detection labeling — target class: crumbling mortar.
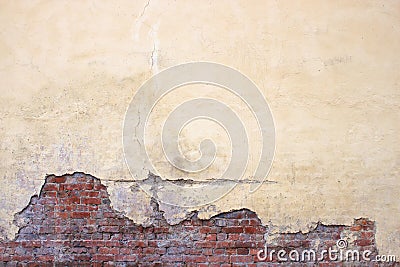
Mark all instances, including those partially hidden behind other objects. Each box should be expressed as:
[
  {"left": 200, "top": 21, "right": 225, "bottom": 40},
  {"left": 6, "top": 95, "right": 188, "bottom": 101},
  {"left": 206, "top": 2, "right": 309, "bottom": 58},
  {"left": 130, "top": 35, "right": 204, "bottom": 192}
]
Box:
[{"left": 0, "top": 172, "right": 388, "bottom": 265}]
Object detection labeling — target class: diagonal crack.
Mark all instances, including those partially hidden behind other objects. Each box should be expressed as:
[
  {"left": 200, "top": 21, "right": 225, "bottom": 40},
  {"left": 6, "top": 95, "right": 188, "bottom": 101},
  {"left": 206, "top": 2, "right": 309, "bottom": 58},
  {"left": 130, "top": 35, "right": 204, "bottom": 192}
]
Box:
[
  {"left": 139, "top": 0, "right": 151, "bottom": 18},
  {"left": 150, "top": 42, "right": 156, "bottom": 70}
]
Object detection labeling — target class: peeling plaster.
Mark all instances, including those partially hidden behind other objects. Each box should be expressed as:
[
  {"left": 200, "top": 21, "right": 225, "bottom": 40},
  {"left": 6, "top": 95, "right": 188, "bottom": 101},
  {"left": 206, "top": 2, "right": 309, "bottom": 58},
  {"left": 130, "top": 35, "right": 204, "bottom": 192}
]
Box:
[{"left": 0, "top": 0, "right": 399, "bottom": 258}]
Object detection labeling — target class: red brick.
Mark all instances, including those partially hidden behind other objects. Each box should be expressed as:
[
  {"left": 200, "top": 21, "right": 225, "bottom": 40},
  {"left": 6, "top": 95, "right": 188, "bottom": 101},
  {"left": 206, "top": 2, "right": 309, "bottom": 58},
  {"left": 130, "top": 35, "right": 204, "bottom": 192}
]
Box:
[
  {"left": 94, "top": 184, "right": 107, "bottom": 190},
  {"left": 214, "top": 248, "right": 225, "bottom": 254},
  {"left": 36, "top": 255, "right": 54, "bottom": 262},
  {"left": 230, "top": 255, "right": 253, "bottom": 263},
  {"left": 206, "top": 234, "right": 217, "bottom": 241},
  {"left": 81, "top": 191, "right": 99, "bottom": 197},
  {"left": 355, "top": 239, "right": 373, "bottom": 246},
  {"left": 161, "top": 255, "right": 183, "bottom": 262},
  {"left": 42, "top": 183, "right": 58, "bottom": 191},
  {"left": 128, "top": 240, "right": 148, "bottom": 247},
  {"left": 237, "top": 248, "right": 249, "bottom": 255},
  {"left": 228, "top": 233, "right": 240, "bottom": 241},
  {"left": 0, "top": 173, "right": 380, "bottom": 266},
  {"left": 202, "top": 248, "right": 213, "bottom": 256},
  {"left": 215, "top": 233, "right": 226, "bottom": 241},
  {"left": 21, "top": 241, "right": 41, "bottom": 248},
  {"left": 61, "top": 183, "right": 93, "bottom": 191},
  {"left": 208, "top": 255, "right": 229, "bottom": 262},
  {"left": 93, "top": 254, "right": 114, "bottom": 261},
  {"left": 195, "top": 241, "right": 217, "bottom": 248},
  {"left": 361, "top": 231, "right": 374, "bottom": 239},
  {"left": 215, "top": 241, "right": 235, "bottom": 248},
  {"left": 98, "top": 247, "right": 119, "bottom": 254},
  {"left": 61, "top": 196, "right": 80, "bottom": 204},
  {"left": 42, "top": 191, "right": 57, "bottom": 198},
  {"left": 81, "top": 197, "right": 101, "bottom": 205},
  {"left": 47, "top": 176, "right": 67, "bottom": 183},
  {"left": 71, "top": 211, "right": 90, "bottom": 218},
  {"left": 244, "top": 226, "right": 259, "bottom": 234},
  {"left": 183, "top": 255, "right": 207, "bottom": 262},
  {"left": 222, "top": 227, "right": 243, "bottom": 233},
  {"left": 350, "top": 225, "right": 362, "bottom": 231},
  {"left": 115, "top": 254, "right": 138, "bottom": 261}
]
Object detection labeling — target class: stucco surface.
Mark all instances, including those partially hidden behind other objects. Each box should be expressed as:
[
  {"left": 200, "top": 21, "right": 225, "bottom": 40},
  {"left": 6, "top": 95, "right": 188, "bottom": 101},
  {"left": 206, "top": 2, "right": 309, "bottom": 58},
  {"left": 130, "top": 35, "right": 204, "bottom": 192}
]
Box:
[{"left": 0, "top": 0, "right": 399, "bottom": 257}]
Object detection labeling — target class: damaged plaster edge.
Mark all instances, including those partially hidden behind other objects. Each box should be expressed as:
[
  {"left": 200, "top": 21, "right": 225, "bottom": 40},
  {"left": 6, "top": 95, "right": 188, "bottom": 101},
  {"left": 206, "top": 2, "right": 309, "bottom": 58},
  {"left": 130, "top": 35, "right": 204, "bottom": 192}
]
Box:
[
  {"left": 100, "top": 176, "right": 278, "bottom": 185},
  {"left": 2, "top": 171, "right": 390, "bottom": 259},
  {"left": 265, "top": 218, "right": 373, "bottom": 235},
  {"left": 105, "top": 171, "right": 277, "bottom": 224},
  {"left": 0, "top": 172, "right": 101, "bottom": 241},
  {"left": 6, "top": 171, "right": 266, "bottom": 239},
  {"left": 13, "top": 171, "right": 365, "bottom": 233}
]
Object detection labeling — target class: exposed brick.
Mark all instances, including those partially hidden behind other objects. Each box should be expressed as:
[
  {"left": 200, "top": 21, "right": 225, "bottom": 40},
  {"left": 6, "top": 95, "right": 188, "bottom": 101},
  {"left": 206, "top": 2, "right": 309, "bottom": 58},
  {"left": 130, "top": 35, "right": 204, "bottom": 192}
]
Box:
[
  {"left": 81, "top": 197, "right": 101, "bottom": 205},
  {"left": 42, "top": 183, "right": 58, "bottom": 191},
  {"left": 0, "top": 173, "right": 386, "bottom": 266},
  {"left": 230, "top": 255, "right": 253, "bottom": 263},
  {"left": 237, "top": 247, "right": 249, "bottom": 255},
  {"left": 208, "top": 255, "right": 230, "bottom": 262},
  {"left": 71, "top": 211, "right": 90, "bottom": 218},
  {"left": 355, "top": 239, "right": 373, "bottom": 246},
  {"left": 350, "top": 225, "right": 362, "bottom": 231},
  {"left": 222, "top": 226, "right": 243, "bottom": 233},
  {"left": 47, "top": 176, "right": 67, "bottom": 183},
  {"left": 183, "top": 255, "right": 207, "bottom": 262}
]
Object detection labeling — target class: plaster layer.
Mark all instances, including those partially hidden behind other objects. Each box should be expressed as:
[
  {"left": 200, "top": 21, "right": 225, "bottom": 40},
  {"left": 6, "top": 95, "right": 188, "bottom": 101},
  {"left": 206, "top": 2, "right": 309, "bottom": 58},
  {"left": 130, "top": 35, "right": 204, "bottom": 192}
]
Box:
[
  {"left": 0, "top": 173, "right": 384, "bottom": 265},
  {"left": 0, "top": 0, "right": 399, "bottom": 257}
]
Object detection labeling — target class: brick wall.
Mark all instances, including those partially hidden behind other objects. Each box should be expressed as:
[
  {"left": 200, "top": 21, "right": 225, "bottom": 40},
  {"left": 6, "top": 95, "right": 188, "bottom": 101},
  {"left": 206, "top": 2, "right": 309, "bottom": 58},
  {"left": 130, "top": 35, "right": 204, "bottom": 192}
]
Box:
[{"left": 0, "top": 173, "right": 396, "bottom": 266}]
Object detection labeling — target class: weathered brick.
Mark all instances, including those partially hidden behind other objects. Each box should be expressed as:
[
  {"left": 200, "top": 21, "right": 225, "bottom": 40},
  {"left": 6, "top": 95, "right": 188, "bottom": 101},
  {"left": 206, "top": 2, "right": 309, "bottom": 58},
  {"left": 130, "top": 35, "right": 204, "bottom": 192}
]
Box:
[
  {"left": 0, "top": 173, "right": 380, "bottom": 266},
  {"left": 183, "top": 255, "right": 207, "bottom": 263},
  {"left": 47, "top": 176, "right": 67, "bottom": 183},
  {"left": 42, "top": 183, "right": 58, "bottom": 191},
  {"left": 230, "top": 255, "right": 253, "bottom": 263},
  {"left": 208, "top": 255, "right": 230, "bottom": 262},
  {"left": 71, "top": 211, "right": 90, "bottom": 218},
  {"left": 81, "top": 197, "right": 101, "bottom": 205},
  {"left": 222, "top": 226, "right": 243, "bottom": 234}
]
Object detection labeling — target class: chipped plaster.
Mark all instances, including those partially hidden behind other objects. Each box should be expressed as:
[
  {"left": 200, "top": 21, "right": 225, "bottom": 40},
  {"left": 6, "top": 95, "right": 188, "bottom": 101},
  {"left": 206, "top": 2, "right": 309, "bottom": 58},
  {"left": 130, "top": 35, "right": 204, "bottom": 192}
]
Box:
[{"left": 0, "top": 0, "right": 399, "bottom": 257}]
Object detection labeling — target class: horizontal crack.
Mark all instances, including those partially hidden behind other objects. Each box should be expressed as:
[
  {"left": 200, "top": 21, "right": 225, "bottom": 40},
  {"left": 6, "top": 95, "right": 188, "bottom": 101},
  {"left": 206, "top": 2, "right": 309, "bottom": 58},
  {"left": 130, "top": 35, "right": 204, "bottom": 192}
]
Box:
[{"left": 102, "top": 173, "right": 278, "bottom": 185}]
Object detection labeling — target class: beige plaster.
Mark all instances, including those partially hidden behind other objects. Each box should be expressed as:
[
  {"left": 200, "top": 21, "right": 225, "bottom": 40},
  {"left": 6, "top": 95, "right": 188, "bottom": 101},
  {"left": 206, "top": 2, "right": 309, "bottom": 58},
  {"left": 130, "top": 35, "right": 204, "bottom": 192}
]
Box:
[{"left": 0, "top": 0, "right": 399, "bottom": 257}]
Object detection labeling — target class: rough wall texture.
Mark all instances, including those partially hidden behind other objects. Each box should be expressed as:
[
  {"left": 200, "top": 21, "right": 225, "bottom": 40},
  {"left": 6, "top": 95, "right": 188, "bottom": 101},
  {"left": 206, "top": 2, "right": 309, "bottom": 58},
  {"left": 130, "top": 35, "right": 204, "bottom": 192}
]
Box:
[
  {"left": 0, "top": 0, "right": 399, "bottom": 260},
  {"left": 0, "top": 173, "right": 396, "bottom": 266}
]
